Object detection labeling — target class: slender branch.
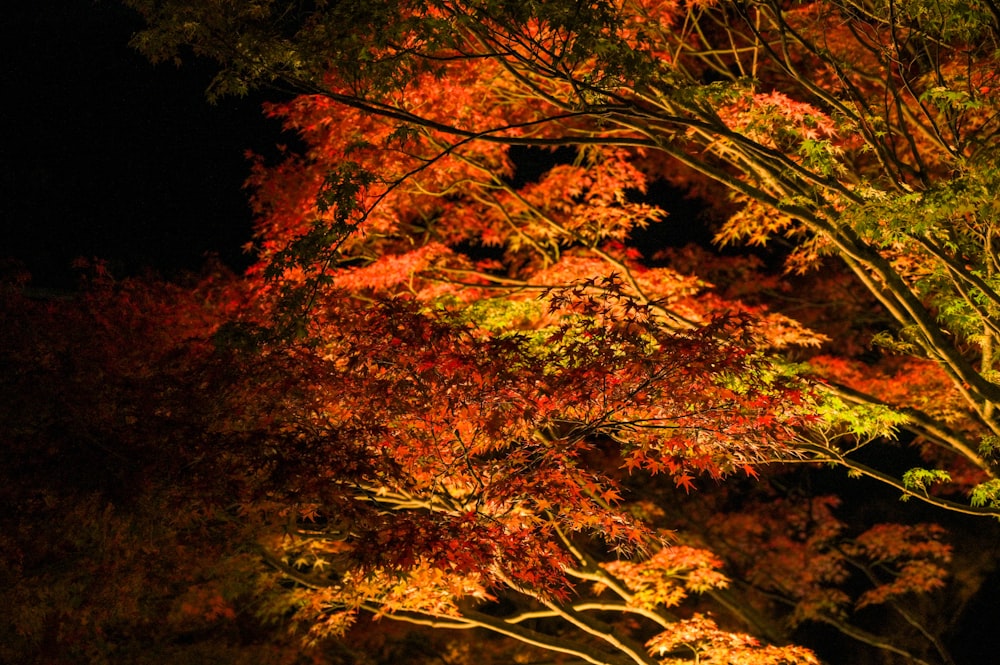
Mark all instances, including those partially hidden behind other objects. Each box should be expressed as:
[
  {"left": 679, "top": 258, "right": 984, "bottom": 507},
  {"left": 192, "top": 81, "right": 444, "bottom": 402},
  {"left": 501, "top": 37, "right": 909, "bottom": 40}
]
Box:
[
  {"left": 506, "top": 602, "right": 667, "bottom": 627},
  {"left": 913, "top": 233, "right": 1000, "bottom": 313},
  {"left": 813, "top": 614, "right": 937, "bottom": 665},
  {"left": 795, "top": 438, "right": 1000, "bottom": 518},
  {"left": 537, "top": 596, "right": 660, "bottom": 665},
  {"left": 815, "top": 379, "right": 993, "bottom": 474},
  {"left": 458, "top": 607, "right": 637, "bottom": 665}
]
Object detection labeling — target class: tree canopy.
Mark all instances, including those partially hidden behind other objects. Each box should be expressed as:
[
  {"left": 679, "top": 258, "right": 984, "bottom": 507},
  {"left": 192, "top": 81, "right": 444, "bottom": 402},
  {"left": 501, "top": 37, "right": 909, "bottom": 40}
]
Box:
[{"left": 6, "top": 0, "right": 1000, "bottom": 663}]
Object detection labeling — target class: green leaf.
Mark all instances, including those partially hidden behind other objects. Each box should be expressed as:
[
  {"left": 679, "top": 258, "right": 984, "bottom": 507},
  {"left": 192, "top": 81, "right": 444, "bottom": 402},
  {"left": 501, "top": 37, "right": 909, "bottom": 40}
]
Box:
[
  {"left": 970, "top": 479, "right": 1000, "bottom": 508},
  {"left": 902, "top": 468, "right": 952, "bottom": 494}
]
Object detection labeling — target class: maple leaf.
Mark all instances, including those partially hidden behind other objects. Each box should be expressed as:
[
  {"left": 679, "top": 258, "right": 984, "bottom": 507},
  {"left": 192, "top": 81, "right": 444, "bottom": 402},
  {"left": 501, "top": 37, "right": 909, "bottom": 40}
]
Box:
[
  {"left": 56, "top": 1, "right": 1000, "bottom": 662},
  {"left": 674, "top": 473, "right": 697, "bottom": 493}
]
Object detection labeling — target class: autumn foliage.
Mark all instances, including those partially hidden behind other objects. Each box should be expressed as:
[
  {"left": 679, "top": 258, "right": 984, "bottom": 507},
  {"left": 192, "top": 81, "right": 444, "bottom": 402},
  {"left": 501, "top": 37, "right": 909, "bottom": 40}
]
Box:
[{"left": 7, "top": 0, "right": 1000, "bottom": 663}]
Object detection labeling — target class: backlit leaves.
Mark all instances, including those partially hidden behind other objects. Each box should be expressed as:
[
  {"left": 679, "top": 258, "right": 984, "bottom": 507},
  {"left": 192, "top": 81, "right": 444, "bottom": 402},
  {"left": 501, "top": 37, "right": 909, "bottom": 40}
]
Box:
[
  {"left": 99, "top": 0, "right": 1000, "bottom": 662},
  {"left": 647, "top": 613, "right": 820, "bottom": 664}
]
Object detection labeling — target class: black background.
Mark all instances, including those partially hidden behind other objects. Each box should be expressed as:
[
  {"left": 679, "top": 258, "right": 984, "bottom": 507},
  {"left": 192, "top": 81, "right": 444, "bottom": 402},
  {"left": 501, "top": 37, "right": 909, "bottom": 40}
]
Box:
[{"left": 2, "top": 0, "right": 284, "bottom": 287}]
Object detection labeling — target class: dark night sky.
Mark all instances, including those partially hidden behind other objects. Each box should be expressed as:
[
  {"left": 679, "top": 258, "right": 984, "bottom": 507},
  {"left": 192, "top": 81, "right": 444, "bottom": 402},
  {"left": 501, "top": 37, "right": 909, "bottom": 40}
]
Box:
[
  {"left": 0, "top": 1, "right": 719, "bottom": 290},
  {"left": 2, "top": 0, "right": 285, "bottom": 287}
]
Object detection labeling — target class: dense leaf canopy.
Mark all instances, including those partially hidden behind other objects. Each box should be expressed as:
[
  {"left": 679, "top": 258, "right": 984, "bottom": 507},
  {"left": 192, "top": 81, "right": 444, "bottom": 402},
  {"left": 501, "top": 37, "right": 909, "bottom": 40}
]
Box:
[{"left": 6, "top": 1, "right": 1000, "bottom": 663}]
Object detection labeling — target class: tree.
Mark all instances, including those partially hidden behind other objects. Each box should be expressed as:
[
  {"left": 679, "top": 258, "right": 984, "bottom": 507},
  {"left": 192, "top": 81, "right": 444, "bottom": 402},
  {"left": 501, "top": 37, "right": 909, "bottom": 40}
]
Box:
[
  {"left": 35, "top": 0, "right": 999, "bottom": 661},
  {"left": 124, "top": 0, "right": 1000, "bottom": 507}
]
